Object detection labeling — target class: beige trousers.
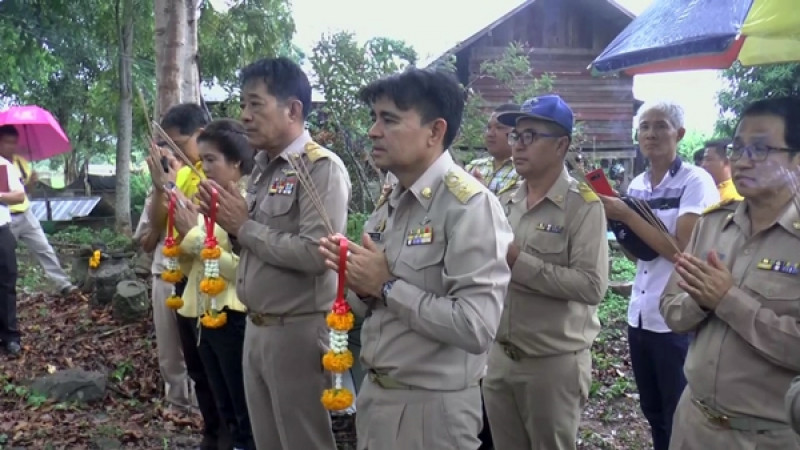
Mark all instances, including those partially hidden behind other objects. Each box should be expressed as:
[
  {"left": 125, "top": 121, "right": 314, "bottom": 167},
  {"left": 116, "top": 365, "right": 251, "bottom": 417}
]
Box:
[
  {"left": 243, "top": 315, "right": 336, "bottom": 450},
  {"left": 356, "top": 377, "right": 482, "bottom": 450},
  {"left": 151, "top": 276, "right": 190, "bottom": 407},
  {"left": 670, "top": 389, "right": 800, "bottom": 450},
  {"left": 482, "top": 344, "right": 591, "bottom": 450}
]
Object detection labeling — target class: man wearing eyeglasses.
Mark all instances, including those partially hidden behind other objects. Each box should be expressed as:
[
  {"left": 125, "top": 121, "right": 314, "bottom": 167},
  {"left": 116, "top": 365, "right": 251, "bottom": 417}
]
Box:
[
  {"left": 482, "top": 95, "right": 609, "bottom": 450},
  {"left": 663, "top": 96, "right": 800, "bottom": 450}
]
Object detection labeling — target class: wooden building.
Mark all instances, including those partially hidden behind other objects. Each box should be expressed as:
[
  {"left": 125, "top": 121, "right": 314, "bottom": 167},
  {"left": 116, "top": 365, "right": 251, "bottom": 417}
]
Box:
[{"left": 429, "top": 0, "right": 641, "bottom": 179}]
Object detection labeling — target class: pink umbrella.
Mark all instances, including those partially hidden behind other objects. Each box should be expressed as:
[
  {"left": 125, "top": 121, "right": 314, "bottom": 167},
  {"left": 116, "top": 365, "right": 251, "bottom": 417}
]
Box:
[{"left": 0, "top": 105, "right": 72, "bottom": 161}]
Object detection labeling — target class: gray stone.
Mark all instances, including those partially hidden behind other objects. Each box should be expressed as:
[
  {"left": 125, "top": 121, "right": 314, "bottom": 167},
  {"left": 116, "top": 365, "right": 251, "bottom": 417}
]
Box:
[
  {"left": 609, "top": 280, "right": 633, "bottom": 297},
  {"left": 30, "top": 368, "right": 106, "bottom": 403},
  {"left": 112, "top": 280, "right": 149, "bottom": 324},
  {"left": 86, "top": 256, "right": 135, "bottom": 307}
]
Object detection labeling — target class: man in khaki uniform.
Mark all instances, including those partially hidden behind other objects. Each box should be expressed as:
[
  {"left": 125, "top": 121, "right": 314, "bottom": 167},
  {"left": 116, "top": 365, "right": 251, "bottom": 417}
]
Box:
[
  {"left": 482, "top": 95, "right": 609, "bottom": 450},
  {"left": 319, "top": 68, "right": 513, "bottom": 450},
  {"left": 197, "top": 57, "right": 350, "bottom": 450},
  {"left": 661, "top": 96, "right": 800, "bottom": 449}
]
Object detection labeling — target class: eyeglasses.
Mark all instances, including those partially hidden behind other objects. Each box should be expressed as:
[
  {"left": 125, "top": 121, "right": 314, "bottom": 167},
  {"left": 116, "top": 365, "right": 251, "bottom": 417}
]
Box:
[
  {"left": 508, "top": 130, "right": 562, "bottom": 146},
  {"left": 727, "top": 143, "right": 798, "bottom": 162}
]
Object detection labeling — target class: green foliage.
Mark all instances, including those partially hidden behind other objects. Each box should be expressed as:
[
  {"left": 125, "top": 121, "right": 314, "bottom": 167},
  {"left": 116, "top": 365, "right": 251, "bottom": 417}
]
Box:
[
  {"left": 199, "top": 0, "right": 297, "bottom": 92},
  {"left": 346, "top": 213, "right": 370, "bottom": 243},
  {"left": 610, "top": 254, "right": 636, "bottom": 282},
  {"left": 447, "top": 42, "right": 555, "bottom": 158},
  {"left": 308, "top": 32, "right": 417, "bottom": 213},
  {"left": 677, "top": 129, "right": 711, "bottom": 163},
  {"left": 715, "top": 62, "right": 800, "bottom": 137},
  {"left": 49, "top": 226, "right": 132, "bottom": 251}
]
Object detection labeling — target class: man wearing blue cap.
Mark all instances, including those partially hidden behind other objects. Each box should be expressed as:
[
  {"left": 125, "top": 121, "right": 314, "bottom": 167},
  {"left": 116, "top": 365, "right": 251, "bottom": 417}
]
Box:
[{"left": 482, "top": 95, "right": 609, "bottom": 450}]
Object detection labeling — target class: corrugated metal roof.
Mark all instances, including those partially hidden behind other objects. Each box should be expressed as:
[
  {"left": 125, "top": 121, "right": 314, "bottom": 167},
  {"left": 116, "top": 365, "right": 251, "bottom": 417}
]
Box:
[{"left": 29, "top": 196, "right": 102, "bottom": 222}]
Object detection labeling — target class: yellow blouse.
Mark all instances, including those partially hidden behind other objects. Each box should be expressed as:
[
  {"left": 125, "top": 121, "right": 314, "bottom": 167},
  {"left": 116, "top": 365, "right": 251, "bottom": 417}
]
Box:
[{"left": 177, "top": 216, "right": 246, "bottom": 318}]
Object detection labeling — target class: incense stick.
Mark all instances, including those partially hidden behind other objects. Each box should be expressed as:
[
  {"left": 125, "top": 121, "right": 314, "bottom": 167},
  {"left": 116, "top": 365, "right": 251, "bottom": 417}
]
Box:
[
  {"left": 286, "top": 154, "right": 335, "bottom": 235},
  {"left": 150, "top": 121, "right": 205, "bottom": 180}
]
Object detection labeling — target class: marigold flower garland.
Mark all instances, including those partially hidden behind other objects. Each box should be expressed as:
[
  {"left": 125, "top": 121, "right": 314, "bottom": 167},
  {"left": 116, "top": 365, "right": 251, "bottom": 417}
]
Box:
[
  {"left": 199, "top": 187, "right": 227, "bottom": 329},
  {"left": 88, "top": 250, "right": 101, "bottom": 269},
  {"left": 161, "top": 192, "right": 184, "bottom": 310},
  {"left": 321, "top": 239, "right": 355, "bottom": 411}
]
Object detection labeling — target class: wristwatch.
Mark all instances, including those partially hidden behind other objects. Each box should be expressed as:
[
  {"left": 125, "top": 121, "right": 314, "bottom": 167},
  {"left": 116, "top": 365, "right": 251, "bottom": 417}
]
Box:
[{"left": 381, "top": 279, "right": 396, "bottom": 306}]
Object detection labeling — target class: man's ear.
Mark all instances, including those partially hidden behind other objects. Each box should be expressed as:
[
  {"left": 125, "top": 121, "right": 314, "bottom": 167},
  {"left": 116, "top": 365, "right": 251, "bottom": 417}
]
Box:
[
  {"left": 288, "top": 99, "right": 305, "bottom": 122},
  {"left": 676, "top": 127, "right": 686, "bottom": 142},
  {"left": 428, "top": 118, "right": 448, "bottom": 148}
]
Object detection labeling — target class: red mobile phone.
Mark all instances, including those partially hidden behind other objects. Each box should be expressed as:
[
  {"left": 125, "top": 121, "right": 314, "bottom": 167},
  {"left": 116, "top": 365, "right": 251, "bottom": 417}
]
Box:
[{"left": 585, "top": 169, "right": 616, "bottom": 196}]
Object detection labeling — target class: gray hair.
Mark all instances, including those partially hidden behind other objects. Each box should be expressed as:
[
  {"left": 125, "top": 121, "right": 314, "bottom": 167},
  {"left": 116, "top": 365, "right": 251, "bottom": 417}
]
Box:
[{"left": 637, "top": 100, "right": 685, "bottom": 129}]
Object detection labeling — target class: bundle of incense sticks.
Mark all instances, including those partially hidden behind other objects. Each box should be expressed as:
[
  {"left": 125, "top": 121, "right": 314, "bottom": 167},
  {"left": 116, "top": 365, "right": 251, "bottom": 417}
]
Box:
[
  {"left": 286, "top": 153, "right": 336, "bottom": 235},
  {"left": 565, "top": 152, "right": 681, "bottom": 255},
  {"left": 151, "top": 120, "right": 205, "bottom": 180}
]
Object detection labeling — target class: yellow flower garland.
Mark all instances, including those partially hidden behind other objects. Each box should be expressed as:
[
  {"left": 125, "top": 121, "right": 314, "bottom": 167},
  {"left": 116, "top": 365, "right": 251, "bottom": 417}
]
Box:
[
  {"left": 200, "top": 187, "right": 226, "bottom": 328},
  {"left": 162, "top": 193, "right": 183, "bottom": 310},
  {"left": 321, "top": 240, "right": 355, "bottom": 411},
  {"left": 88, "top": 250, "right": 101, "bottom": 269}
]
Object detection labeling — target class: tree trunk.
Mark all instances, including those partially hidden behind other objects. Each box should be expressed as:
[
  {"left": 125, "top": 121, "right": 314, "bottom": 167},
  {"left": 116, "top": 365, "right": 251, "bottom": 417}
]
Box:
[
  {"left": 181, "top": 0, "right": 200, "bottom": 104},
  {"left": 115, "top": 0, "right": 134, "bottom": 235},
  {"left": 154, "top": 0, "right": 185, "bottom": 119}
]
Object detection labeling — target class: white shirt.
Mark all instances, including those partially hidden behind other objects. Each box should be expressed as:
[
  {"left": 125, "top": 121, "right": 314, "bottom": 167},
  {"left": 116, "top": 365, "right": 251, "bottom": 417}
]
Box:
[
  {"left": 0, "top": 156, "right": 25, "bottom": 226},
  {"left": 626, "top": 158, "right": 719, "bottom": 332}
]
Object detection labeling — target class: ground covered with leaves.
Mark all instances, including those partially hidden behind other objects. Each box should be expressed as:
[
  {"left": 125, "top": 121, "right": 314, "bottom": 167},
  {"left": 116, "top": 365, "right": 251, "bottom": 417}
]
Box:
[{"left": 2, "top": 238, "right": 649, "bottom": 449}]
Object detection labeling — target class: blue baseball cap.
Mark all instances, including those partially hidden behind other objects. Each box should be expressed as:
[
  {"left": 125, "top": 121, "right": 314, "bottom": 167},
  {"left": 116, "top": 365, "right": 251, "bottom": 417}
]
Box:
[{"left": 497, "top": 94, "right": 574, "bottom": 135}]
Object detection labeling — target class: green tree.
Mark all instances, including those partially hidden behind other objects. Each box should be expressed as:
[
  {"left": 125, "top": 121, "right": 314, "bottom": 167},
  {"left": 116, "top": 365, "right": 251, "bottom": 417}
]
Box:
[
  {"left": 677, "top": 129, "right": 710, "bottom": 163},
  {"left": 440, "top": 42, "right": 558, "bottom": 163},
  {"left": 308, "top": 32, "right": 417, "bottom": 213},
  {"left": 716, "top": 62, "right": 800, "bottom": 136}
]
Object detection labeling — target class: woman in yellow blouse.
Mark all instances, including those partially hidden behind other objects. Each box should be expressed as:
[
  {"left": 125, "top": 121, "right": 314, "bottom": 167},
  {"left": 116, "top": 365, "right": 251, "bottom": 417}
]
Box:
[{"left": 172, "top": 119, "right": 254, "bottom": 450}]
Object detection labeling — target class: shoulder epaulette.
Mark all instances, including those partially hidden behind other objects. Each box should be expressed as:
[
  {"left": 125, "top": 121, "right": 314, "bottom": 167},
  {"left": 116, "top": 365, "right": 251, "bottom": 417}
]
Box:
[
  {"left": 444, "top": 170, "right": 482, "bottom": 204},
  {"left": 703, "top": 198, "right": 740, "bottom": 215},
  {"left": 577, "top": 182, "right": 600, "bottom": 203},
  {"left": 303, "top": 141, "right": 331, "bottom": 162}
]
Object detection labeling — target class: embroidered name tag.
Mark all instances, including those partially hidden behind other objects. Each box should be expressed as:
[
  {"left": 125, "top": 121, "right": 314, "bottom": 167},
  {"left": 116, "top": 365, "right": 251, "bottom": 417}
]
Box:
[
  {"left": 536, "top": 223, "right": 564, "bottom": 234},
  {"left": 756, "top": 258, "right": 799, "bottom": 275},
  {"left": 368, "top": 232, "right": 383, "bottom": 242},
  {"left": 406, "top": 227, "right": 433, "bottom": 246}
]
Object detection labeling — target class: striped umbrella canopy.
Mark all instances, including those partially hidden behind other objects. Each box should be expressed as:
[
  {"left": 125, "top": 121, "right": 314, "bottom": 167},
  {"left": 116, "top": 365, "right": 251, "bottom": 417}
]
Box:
[{"left": 590, "top": 0, "right": 800, "bottom": 75}]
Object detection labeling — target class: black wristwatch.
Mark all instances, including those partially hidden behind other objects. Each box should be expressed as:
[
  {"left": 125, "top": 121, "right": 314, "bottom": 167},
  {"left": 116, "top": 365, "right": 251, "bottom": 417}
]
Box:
[{"left": 381, "top": 279, "right": 396, "bottom": 306}]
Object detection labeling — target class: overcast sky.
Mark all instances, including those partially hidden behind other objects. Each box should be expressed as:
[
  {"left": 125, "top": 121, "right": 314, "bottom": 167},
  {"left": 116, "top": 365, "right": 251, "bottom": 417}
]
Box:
[{"left": 289, "top": 0, "right": 724, "bottom": 134}]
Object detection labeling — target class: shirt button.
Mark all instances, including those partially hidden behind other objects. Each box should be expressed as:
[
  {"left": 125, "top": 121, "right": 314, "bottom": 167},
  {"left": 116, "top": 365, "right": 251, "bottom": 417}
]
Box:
[
  {"left": 641, "top": 290, "right": 645, "bottom": 294},
  {"left": 743, "top": 249, "right": 750, "bottom": 255},
  {"left": 644, "top": 270, "right": 648, "bottom": 274}
]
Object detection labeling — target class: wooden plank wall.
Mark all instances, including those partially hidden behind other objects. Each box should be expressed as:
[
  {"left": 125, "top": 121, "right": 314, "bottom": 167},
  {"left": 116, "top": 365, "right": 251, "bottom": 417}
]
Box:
[{"left": 463, "top": 0, "right": 635, "bottom": 150}]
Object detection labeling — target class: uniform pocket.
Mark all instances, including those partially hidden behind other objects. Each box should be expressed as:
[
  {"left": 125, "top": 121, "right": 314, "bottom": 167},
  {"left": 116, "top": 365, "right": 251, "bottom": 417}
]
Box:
[{"left": 744, "top": 270, "right": 800, "bottom": 316}]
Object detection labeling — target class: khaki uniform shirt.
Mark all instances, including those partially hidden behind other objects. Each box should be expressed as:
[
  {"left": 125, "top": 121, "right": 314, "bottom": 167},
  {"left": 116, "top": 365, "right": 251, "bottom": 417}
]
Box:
[
  {"left": 497, "top": 169, "right": 608, "bottom": 356},
  {"left": 661, "top": 199, "right": 800, "bottom": 423},
  {"left": 357, "top": 151, "right": 513, "bottom": 391},
  {"left": 236, "top": 131, "right": 351, "bottom": 315}
]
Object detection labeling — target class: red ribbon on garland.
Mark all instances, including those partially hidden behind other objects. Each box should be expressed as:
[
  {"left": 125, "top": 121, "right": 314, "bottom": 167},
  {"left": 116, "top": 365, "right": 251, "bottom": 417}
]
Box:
[
  {"left": 332, "top": 239, "right": 350, "bottom": 315},
  {"left": 165, "top": 192, "right": 177, "bottom": 247},
  {"left": 204, "top": 188, "right": 219, "bottom": 247}
]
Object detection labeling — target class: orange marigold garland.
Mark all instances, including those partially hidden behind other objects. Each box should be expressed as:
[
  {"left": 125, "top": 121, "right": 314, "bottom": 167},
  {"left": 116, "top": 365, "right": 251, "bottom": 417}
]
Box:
[
  {"left": 88, "top": 250, "right": 101, "bottom": 269},
  {"left": 199, "top": 187, "right": 227, "bottom": 329},
  {"left": 161, "top": 192, "right": 184, "bottom": 310},
  {"left": 321, "top": 239, "right": 354, "bottom": 411}
]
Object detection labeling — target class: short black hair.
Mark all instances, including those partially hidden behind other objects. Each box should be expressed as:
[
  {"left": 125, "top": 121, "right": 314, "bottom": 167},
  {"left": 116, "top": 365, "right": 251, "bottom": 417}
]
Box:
[
  {"left": 197, "top": 119, "right": 254, "bottom": 175},
  {"left": 704, "top": 138, "right": 731, "bottom": 160},
  {"left": 739, "top": 96, "right": 800, "bottom": 150},
  {"left": 358, "top": 68, "right": 465, "bottom": 150},
  {"left": 693, "top": 149, "right": 705, "bottom": 164},
  {"left": 0, "top": 125, "right": 19, "bottom": 139},
  {"left": 494, "top": 103, "right": 519, "bottom": 113},
  {"left": 160, "top": 103, "right": 209, "bottom": 136},
  {"left": 240, "top": 57, "right": 312, "bottom": 119}
]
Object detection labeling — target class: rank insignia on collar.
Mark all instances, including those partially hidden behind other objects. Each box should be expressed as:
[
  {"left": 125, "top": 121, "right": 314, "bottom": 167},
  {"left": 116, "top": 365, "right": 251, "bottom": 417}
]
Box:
[
  {"left": 536, "top": 223, "right": 563, "bottom": 234},
  {"left": 406, "top": 226, "right": 433, "bottom": 246},
  {"left": 756, "top": 258, "right": 799, "bottom": 275},
  {"left": 375, "top": 218, "right": 387, "bottom": 233}
]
